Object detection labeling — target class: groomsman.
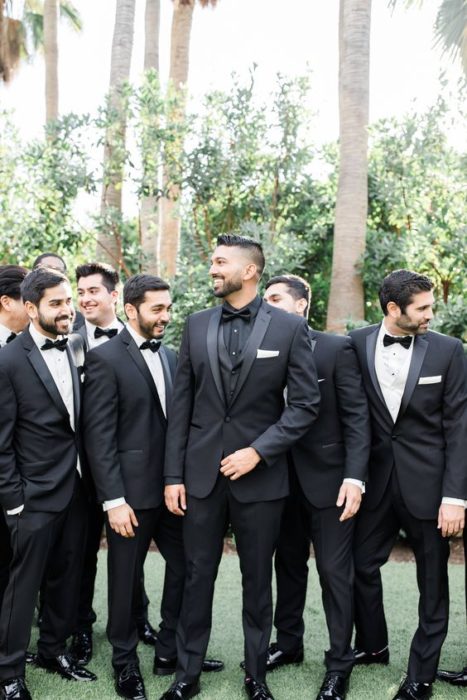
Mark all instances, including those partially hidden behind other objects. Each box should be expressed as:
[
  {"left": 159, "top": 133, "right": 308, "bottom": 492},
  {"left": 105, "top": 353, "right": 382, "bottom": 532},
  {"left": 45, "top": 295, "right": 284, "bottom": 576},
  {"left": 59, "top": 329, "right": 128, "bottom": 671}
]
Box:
[
  {"left": 0, "top": 267, "right": 96, "bottom": 700},
  {"left": 349, "top": 269, "right": 467, "bottom": 700},
  {"left": 68, "top": 262, "right": 156, "bottom": 666},
  {"left": 262, "top": 275, "right": 370, "bottom": 700},
  {"left": 83, "top": 275, "right": 223, "bottom": 700},
  {"left": 162, "top": 235, "right": 320, "bottom": 700},
  {"left": 0, "top": 265, "right": 29, "bottom": 611}
]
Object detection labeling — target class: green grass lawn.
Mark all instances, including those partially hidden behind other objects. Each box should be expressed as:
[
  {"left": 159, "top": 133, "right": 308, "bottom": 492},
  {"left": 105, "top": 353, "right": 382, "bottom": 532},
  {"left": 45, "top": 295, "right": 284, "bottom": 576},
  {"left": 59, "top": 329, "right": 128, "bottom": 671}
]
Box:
[{"left": 27, "top": 551, "right": 465, "bottom": 699}]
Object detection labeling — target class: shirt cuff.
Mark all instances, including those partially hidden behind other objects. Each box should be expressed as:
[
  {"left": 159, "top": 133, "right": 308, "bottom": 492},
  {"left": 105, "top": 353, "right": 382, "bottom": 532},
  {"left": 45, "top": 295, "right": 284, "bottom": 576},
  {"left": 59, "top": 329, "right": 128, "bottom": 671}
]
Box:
[
  {"left": 103, "top": 497, "right": 126, "bottom": 512},
  {"left": 441, "top": 497, "right": 466, "bottom": 507},
  {"left": 343, "top": 478, "right": 365, "bottom": 494},
  {"left": 6, "top": 504, "right": 24, "bottom": 515}
]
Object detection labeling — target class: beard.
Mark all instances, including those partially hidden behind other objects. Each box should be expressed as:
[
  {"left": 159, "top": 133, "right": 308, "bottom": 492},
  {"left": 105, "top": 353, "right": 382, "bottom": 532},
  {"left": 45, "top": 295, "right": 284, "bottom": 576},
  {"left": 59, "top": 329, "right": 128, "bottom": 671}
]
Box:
[
  {"left": 212, "top": 274, "right": 243, "bottom": 298},
  {"left": 395, "top": 316, "right": 429, "bottom": 335},
  {"left": 136, "top": 312, "right": 166, "bottom": 339},
  {"left": 38, "top": 310, "right": 72, "bottom": 336}
]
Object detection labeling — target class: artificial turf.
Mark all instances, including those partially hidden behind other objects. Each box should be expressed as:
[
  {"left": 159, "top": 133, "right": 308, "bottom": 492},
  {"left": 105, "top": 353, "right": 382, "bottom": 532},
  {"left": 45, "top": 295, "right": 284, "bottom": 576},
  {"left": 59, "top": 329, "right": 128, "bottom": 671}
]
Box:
[{"left": 27, "top": 551, "right": 465, "bottom": 699}]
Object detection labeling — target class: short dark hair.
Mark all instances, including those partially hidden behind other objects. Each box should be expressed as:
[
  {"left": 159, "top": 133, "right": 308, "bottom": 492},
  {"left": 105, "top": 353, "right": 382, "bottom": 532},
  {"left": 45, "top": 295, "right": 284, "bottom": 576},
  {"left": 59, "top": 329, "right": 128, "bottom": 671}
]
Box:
[
  {"left": 265, "top": 274, "right": 311, "bottom": 315},
  {"left": 75, "top": 262, "right": 120, "bottom": 293},
  {"left": 32, "top": 252, "right": 67, "bottom": 272},
  {"left": 0, "top": 265, "right": 29, "bottom": 300},
  {"left": 21, "top": 267, "right": 69, "bottom": 306},
  {"left": 216, "top": 234, "right": 265, "bottom": 277},
  {"left": 379, "top": 269, "right": 434, "bottom": 315},
  {"left": 123, "top": 274, "right": 170, "bottom": 310}
]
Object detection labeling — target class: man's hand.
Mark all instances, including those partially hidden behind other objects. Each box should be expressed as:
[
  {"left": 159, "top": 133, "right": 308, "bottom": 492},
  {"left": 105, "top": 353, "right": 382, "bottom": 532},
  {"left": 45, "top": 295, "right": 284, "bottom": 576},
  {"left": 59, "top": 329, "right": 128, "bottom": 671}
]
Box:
[
  {"left": 438, "top": 503, "right": 464, "bottom": 538},
  {"left": 165, "top": 484, "right": 187, "bottom": 516},
  {"left": 220, "top": 447, "right": 261, "bottom": 480},
  {"left": 107, "top": 503, "right": 139, "bottom": 538},
  {"left": 337, "top": 483, "right": 362, "bottom": 521}
]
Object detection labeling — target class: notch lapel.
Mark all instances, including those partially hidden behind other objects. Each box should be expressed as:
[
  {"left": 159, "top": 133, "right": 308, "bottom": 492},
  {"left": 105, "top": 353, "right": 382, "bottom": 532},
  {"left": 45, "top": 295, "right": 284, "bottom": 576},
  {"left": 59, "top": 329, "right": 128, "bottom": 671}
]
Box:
[
  {"left": 207, "top": 307, "right": 224, "bottom": 404},
  {"left": 229, "top": 303, "right": 271, "bottom": 408},
  {"left": 397, "top": 334, "right": 428, "bottom": 420}
]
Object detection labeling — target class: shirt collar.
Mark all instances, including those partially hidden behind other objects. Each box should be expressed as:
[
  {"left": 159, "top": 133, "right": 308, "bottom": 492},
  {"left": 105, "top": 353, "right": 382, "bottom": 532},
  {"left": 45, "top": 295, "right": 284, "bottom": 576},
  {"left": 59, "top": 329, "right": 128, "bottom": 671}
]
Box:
[
  {"left": 0, "top": 322, "right": 15, "bottom": 345},
  {"left": 29, "top": 322, "right": 65, "bottom": 351},
  {"left": 223, "top": 295, "right": 262, "bottom": 317},
  {"left": 126, "top": 323, "right": 163, "bottom": 349},
  {"left": 85, "top": 317, "right": 122, "bottom": 336},
  {"left": 378, "top": 319, "right": 413, "bottom": 346}
]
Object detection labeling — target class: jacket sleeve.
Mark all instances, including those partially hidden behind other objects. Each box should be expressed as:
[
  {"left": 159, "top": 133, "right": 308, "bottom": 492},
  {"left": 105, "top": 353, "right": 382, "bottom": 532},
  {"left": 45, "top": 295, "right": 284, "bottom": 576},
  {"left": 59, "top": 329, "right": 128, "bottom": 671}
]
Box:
[
  {"left": 0, "top": 366, "right": 23, "bottom": 510},
  {"left": 441, "top": 339, "right": 467, "bottom": 500}
]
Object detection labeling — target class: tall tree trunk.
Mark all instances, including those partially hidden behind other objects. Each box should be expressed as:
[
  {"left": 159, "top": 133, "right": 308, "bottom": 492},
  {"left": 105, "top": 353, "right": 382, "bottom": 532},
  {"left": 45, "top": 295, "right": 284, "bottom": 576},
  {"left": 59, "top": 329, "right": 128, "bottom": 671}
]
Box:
[
  {"left": 140, "top": 0, "right": 161, "bottom": 273},
  {"left": 44, "top": 0, "right": 59, "bottom": 123},
  {"left": 326, "top": 0, "right": 371, "bottom": 333},
  {"left": 97, "top": 0, "right": 136, "bottom": 267},
  {"left": 159, "top": 0, "right": 194, "bottom": 278}
]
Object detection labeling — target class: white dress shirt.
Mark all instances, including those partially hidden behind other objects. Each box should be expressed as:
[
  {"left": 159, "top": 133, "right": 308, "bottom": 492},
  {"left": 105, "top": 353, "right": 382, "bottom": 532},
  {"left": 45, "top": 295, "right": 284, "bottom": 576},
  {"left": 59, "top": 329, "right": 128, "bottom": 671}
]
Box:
[
  {"left": 85, "top": 317, "right": 124, "bottom": 350},
  {"left": 0, "top": 322, "right": 16, "bottom": 347}
]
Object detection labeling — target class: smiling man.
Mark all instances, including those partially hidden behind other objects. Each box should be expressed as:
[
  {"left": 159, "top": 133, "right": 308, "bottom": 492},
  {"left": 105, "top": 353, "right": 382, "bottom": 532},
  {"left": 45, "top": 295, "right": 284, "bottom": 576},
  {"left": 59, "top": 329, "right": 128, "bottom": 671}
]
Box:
[
  {"left": 349, "top": 269, "right": 467, "bottom": 700},
  {"left": 0, "top": 267, "right": 96, "bottom": 700}
]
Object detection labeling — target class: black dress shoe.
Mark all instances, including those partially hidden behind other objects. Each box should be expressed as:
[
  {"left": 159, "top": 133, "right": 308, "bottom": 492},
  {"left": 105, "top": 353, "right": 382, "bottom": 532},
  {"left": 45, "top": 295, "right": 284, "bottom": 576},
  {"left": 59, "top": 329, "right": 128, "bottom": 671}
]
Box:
[
  {"left": 315, "top": 672, "right": 348, "bottom": 700},
  {"left": 70, "top": 630, "right": 93, "bottom": 665},
  {"left": 244, "top": 676, "right": 275, "bottom": 700},
  {"left": 0, "top": 677, "right": 31, "bottom": 700},
  {"left": 115, "top": 664, "right": 147, "bottom": 700},
  {"left": 137, "top": 620, "right": 158, "bottom": 646},
  {"left": 35, "top": 653, "right": 97, "bottom": 681},
  {"left": 436, "top": 666, "right": 467, "bottom": 686},
  {"left": 158, "top": 680, "right": 200, "bottom": 699},
  {"left": 24, "top": 653, "right": 37, "bottom": 665},
  {"left": 392, "top": 679, "right": 432, "bottom": 700},
  {"left": 353, "top": 646, "right": 389, "bottom": 665},
  {"left": 266, "top": 642, "right": 304, "bottom": 671},
  {"left": 154, "top": 656, "right": 224, "bottom": 676}
]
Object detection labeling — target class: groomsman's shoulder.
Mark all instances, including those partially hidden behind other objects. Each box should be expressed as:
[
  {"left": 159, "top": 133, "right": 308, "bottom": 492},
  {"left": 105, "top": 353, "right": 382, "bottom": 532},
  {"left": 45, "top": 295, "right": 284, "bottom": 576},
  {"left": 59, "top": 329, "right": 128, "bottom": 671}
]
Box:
[
  {"left": 348, "top": 323, "right": 380, "bottom": 341},
  {"left": 311, "top": 329, "right": 352, "bottom": 349}
]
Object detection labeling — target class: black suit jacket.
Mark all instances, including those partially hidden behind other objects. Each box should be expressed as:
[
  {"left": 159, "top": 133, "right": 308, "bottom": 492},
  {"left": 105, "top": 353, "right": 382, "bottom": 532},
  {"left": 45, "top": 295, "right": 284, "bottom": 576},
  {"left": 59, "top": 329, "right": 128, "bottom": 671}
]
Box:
[
  {"left": 292, "top": 330, "right": 370, "bottom": 508},
  {"left": 0, "top": 329, "right": 82, "bottom": 513},
  {"left": 164, "top": 300, "right": 320, "bottom": 503},
  {"left": 349, "top": 325, "right": 467, "bottom": 519},
  {"left": 83, "top": 327, "right": 176, "bottom": 510}
]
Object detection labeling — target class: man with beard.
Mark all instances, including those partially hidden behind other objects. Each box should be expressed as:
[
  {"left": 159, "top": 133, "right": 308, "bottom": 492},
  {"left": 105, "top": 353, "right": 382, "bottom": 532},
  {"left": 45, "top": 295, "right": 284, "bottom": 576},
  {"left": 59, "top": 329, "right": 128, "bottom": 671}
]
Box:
[
  {"left": 349, "top": 269, "right": 467, "bottom": 700},
  {"left": 161, "top": 235, "right": 320, "bottom": 700},
  {"left": 0, "top": 267, "right": 96, "bottom": 700},
  {"left": 69, "top": 263, "right": 156, "bottom": 667},
  {"left": 83, "top": 275, "right": 223, "bottom": 700},
  {"left": 0, "top": 265, "right": 29, "bottom": 612}
]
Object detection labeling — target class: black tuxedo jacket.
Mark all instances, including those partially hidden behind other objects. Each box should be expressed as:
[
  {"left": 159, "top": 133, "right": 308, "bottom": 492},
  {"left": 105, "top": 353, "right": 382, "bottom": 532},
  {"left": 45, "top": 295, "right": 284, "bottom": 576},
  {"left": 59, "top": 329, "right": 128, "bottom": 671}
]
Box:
[
  {"left": 0, "top": 329, "right": 82, "bottom": 513},
  {"left": 292, "top": 330, "right": 370, "bottom": 508},
  {"left": 349, "top": 325, "right": 467, "bottom": 519},
  {"left": 83, "top": 327, "right": 176, "bottom": 510},
  {"left": 164, "top": 300, "right": 320, "bottom": 503}
]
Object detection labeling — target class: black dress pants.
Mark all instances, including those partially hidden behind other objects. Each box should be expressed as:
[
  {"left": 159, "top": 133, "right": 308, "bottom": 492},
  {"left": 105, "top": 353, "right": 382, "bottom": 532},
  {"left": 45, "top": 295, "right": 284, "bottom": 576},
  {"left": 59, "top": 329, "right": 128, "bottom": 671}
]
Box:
[
  {"left": 175, "top": 475, "right": 284, "bottom": 685},
  {"left": 0, "top": 476, "right": 87, "bottom": 681},
  {"left": 353, "top": 468, "right": 450, "bottom": 683},
  {"left": 0, "top": 511, "right": 11, "bottom": 611}
]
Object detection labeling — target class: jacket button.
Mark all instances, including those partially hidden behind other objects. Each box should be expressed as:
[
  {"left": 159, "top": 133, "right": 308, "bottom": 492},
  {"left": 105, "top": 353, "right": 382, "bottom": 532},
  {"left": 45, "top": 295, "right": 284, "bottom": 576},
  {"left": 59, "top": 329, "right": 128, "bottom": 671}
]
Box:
[
  {"left": 392, "top": 435, "right": 397, "bottom": 440},
  {"left": 225, "top": 416, "right": 231, "bottom": 423}
]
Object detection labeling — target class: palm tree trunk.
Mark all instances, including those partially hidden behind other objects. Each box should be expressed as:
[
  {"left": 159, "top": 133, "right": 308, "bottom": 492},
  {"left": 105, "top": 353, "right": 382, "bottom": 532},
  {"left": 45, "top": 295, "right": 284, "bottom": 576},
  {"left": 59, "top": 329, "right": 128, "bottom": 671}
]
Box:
[
  {"left": 97, "top": 0, "right": 136, "bottom": 267},
  {"left": 140, "top": 0, "right": 161, "bottom": 273},
  {"left": 43, "top": 0, "right": 59, "bottom": 122},
  {"left": 326, "top": 0, "right": 371, "bottom": 333},
  {"left": 159, "top": 0, "right": 194, "bottom": 277}
]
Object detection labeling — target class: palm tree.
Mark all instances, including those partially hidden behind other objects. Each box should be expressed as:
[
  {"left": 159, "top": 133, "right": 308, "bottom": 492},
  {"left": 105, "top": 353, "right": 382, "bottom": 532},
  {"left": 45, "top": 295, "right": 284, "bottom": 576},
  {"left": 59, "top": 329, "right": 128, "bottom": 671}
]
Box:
[
  {"left": 43, "top": 0, "right": 58, "bottom": 122},
  {"left": 97, "top": 0, "right": 136, "bottom": 268},
  {"left": 326, "top": 0, "right": 371, "bottom": 333}
]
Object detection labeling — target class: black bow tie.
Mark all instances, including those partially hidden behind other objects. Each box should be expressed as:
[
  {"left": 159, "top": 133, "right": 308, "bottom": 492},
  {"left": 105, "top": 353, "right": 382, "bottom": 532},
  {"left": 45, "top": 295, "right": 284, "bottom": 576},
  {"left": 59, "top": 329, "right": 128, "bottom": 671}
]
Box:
[
  {"left": 383, "top": 334, "right": 412, "bottom": 349},
  {"left": 221, "top": 307, "right": 251, "bottom": 323},
  {"left": 6, "top": 332, "right": 17, "bottom": 344},
  {"left": 42, "top": 337, "right": 69, "bottom": 352},
  {"left": 94, "top": 327, "right": 118, "bottom": 340},
  {"left": 140, "top": 340, "right": 161, "bottom": 353}
]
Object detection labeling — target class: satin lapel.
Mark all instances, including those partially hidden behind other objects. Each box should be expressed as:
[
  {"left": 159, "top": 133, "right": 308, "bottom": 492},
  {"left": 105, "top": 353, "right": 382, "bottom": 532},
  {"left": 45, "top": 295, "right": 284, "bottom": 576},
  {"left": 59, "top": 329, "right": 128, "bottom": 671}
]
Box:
[
  {"left": 207, "top": 307, "right": 224, "bottom": 405},
  {"left": 229, "top": 303, "right": 271, "bottom": 408},
  {"left": 27, "top": 343, "right": 69, "bottom": 420},
  {"left": 365, "top": 325, "right": 387, "bottom": 408},
  {"left": 77, "top": 324, "right": 89, "bottom": 351},
  {"left": 125, "top": 337, "right": 160, "bottom": 406},
  {"left": 397, "top": 334, "right": 428, "bottom": 421},
  {"left": 66, "top": 345, "right": 81, "bottom": 428},
  {"left": 159, "top": 345, "right": 173, "bottom": 406},
  {"left": 308, "top": 327, "right": 317, "bottom": 353}
]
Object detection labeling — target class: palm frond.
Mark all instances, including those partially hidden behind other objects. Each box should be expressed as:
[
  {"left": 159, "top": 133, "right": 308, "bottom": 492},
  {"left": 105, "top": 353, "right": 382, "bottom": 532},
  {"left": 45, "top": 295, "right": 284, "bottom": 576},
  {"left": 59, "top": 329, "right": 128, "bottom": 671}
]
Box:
[
  {"left": 433, "top": 0, "right": 467, "bottom": 75},
  {"left": 59, "top": 0, "right": 82, "bottom": 32}
]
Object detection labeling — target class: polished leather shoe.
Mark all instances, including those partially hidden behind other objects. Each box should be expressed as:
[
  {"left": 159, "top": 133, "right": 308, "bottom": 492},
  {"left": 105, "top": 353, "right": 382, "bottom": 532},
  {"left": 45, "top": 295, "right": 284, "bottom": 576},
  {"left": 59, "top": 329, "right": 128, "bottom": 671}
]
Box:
[
  {"left": 392, "top": 679, "right": 432, "bottom": 700},
  {"left": 353, "top": 646, "right": 389, "bottom": 665},
  {"left": 35, "top": 653, "right": 97, "bottom": 681},
  {"left": 115, "top": 664, "right": 147, "bottom": 700},
  {"left": 244, "top": 676, "right": 275, "bottom": 700},
  {"left": 240, "top": 642, "right": 304, "bottom": 672},
  {"left": 315, "top": 672, "right": 348, "bottom": 700},
  {"left": 154, "top": 656, "right": 224, "bottom": 676},
  {"left": 69, "top": 630, "right": 93, "bottom": 665},
  {"left": 137, "top": 620, "right": 158, "bottom": 646},
  {"left": 0, "top": 677, "right": 31, "bottom": 700},
  {"left": 436, "top": 666, "right": 467, "bottom": 686},
  {"left": 158, "top": 680, "right": 200, "bottom": 699},
  {"left": 24, "top": 653, "right": 37, "bottom": 665}
]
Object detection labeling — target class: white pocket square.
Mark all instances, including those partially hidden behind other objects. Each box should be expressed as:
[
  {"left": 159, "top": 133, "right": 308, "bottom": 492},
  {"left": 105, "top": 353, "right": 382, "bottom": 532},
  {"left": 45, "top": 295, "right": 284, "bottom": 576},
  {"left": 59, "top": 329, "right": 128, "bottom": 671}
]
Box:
[
  {"left": 418, "top": 375, "right": 442, "bottom": 385},
  {"left": 256, "top": 349, "right": 279, "bottom": 359},
  {"left": 318, "top": 378, "right": 326, "bottom": 383}
]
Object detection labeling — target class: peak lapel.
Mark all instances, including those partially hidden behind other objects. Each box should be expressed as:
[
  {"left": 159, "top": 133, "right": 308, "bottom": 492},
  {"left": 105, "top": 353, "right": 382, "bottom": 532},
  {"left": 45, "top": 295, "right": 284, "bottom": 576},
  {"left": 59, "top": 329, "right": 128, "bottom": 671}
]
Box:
[{"left": 207, "top": 307, "right": 224, "bottom": 405}]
